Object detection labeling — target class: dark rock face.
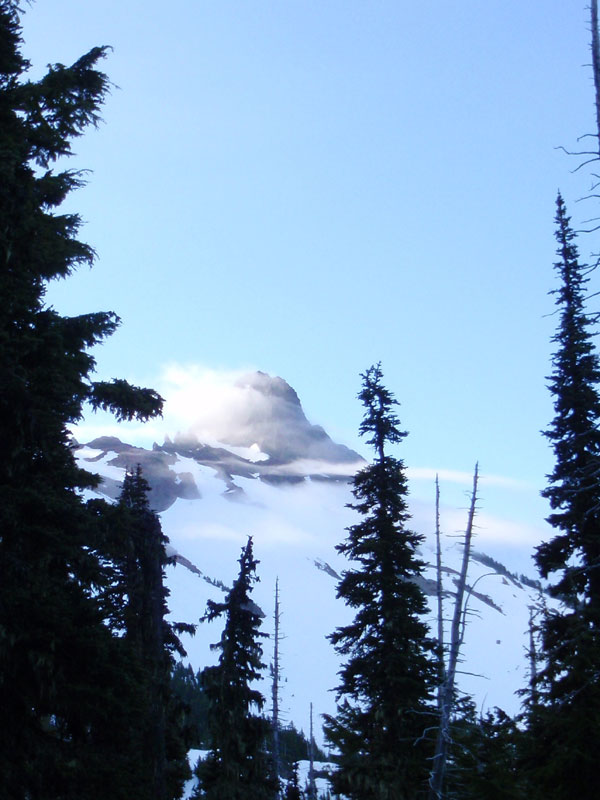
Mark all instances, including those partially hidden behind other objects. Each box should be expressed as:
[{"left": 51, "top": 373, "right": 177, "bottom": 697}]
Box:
[
  {"left": 82, "top": 437, "right": 200, "bottom": 512},
  {"left": 218, "top": 371, "right": 362, "bottom": 464}
]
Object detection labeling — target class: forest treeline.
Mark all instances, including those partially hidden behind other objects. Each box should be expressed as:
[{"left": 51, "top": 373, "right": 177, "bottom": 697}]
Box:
[{"left": 2, "top": 1, "right": 600, "bottom": 798}]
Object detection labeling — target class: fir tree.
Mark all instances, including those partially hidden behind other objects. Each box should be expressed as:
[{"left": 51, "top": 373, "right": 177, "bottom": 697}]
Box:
[
  {"left": 194, "top": 537, "right": 277, "bottom": 800},
  {"left": 170, "top": 662, "right": 211, "bottom": 748},
  {"left": 527, "top": 194, "right": 600, "bottom": 798},
  {"left": 284, "top": 762, "right": 304, "bottom": 800},
  {"left": 0, "top": 5, "right": 163, "bottom": 796},
  {"left": 324, "top": 364, "right": 436, "bottom": 800},
  {"left": 114, "top": 466, "right": 193, "bottom": 800},
  {"left": 446, "top": 704, "right": 525, "bottom": 800}
]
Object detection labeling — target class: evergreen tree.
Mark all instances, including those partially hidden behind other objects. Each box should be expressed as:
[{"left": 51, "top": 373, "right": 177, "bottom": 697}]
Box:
[
  {"left": 170, "top": 662, "right": 211, "bottom": 748},
  {"left": 446, "top": 704, "right": 525, "bottom": 800},
  {"left": 114, "top": 466, "right": 193, "bottom": 800},
  {"left": 324, "top": 365, "right": 436, "bottom": 800},
  {"left": 0, "top": 5, "right": 163, "bottom": 796},
  {"left": 278, "top": 724, "right": 326, "bottom": 773},
  {"left": 284, "top": 762, "right": 304, "bottom": 800},
  {"left": 527, "top": 194, "right": 600, "bottom": 798},
  {"left": 194, "top": 537, "right": 277, "bottom": 800}
]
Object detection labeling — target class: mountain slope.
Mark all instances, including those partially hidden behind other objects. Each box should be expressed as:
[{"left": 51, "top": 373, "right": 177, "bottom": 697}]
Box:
[{"left": 75, "top": 371, "right": 542, "bottom": 740}]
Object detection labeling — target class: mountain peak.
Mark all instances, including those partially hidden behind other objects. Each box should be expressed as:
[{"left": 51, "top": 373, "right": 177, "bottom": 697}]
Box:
[
  {"left": 175, "top": 370, "right": 362, "bottom": 466},
  {"left": 235, "top": 370, "right": 302, "bottom": 407}
]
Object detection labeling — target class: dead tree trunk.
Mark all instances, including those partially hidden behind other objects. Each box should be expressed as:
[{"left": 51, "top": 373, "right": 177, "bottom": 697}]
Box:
[
  {"left": 591, "top": 0, "right": 600, "bottom": 157},
  {"left": 527, "top": 604, "right": 540, "bottom": 710},
  {"left": 435, "top": 474, "right": 446, "bottom": 710},
  {"left": 307, "top": 702, "right": 317, "bottom": 800},
  {"left": 271, "top": 578, "right": 282, "bottom": 795},
  {"left": 428, "top": 463, "right": 479, "bottom": 800}
]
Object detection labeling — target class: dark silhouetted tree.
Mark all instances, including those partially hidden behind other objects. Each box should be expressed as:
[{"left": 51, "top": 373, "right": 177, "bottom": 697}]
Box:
[
  {"left": 446, "top": 703, "right": 526, "bottom": 800},
  {"left": 194, "top": 537, "right": 277, "bottom": 800},
  {"left": 284, "top": 762, "right": 304, "bottom": 800},
  {"left": 113, "top": 466, "right": 193, "bottom": 799},
  {"left": 324, "top": 364, "right": 437, "bottom": 800},
  {"left": 526, "top": 195, "right": 600, "bottom": 798},
  {"left": 0, "top": 4, "right": 162, "bottom": 796}
]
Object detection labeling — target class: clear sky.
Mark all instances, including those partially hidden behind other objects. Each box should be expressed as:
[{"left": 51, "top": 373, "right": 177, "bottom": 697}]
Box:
[{"left": 20, "top": 1, "right": 600, "bottom": 569}]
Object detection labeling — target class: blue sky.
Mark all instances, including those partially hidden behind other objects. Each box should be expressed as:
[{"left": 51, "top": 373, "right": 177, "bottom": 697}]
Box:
[{"left": 21, "top": 1, "right": 600, "bottom": 566}]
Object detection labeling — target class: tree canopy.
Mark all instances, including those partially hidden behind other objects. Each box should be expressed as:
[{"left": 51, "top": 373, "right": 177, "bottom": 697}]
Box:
[{"left": 0, "top": 4, "right": 164, "bottom": 796}]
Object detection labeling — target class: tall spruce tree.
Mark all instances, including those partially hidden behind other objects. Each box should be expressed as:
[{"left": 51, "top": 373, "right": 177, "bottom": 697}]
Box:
[
  {"left": 0, "top": 4, "right": 163, "bottom": 796},
  {"left": 324, "top": 364, "right": 436, "bottom": 800},
  {"left": 113, "top": 467, "right": 193, "bottom": 800},
  {"left": 526, "top": 194, "right": 600, "bottom": 798},
  {"left": 194, "top": 537, "right": 277, "bottom": 800}
]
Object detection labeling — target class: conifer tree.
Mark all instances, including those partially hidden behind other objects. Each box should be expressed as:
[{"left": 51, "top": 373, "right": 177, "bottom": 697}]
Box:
[
  {"left": 446, "top": 704, "right": 525, "bottom": 800},
  {"left": 113, "top": 466, "right": 193, "bottom": 800},
  {"left": 324, "top": 364, "right": 436, "bottom": 800},
  {"left": 527, "top": 194, "right": 600, "bottom": 798},
  {"left": 0, "top": 4, "right": 163, "bottom": 796},
  {"left": 194, "top": 537, "right": 277, "bottom": 800},
  {"left": 284, "top": 762, "right": 304, "bottom": 800}
]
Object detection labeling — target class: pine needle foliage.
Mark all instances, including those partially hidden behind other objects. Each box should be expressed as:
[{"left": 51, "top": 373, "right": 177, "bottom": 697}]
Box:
[
  {"left": 115, "top": 467, "right": 193, "bottom": 800},
  {"left": 526, "top": 194, "right": 600, "bottom": 798},
  {"left": 194, "top": 537, "right": 277, "bottom": 800},
  {"left": 324, "top": 364, "right": 436, "bottom": 800},
  {"left": 0, "top": 5, "right": 163, "bottom": 796},
  {"left": 284, "top": 762, "right": 304, "bottom": 800}
]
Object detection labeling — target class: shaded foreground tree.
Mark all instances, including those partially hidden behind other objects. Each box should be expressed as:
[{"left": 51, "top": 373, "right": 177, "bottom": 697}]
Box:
[
  {"left": 194, "top": 537, "right": 277, "bottom": 799},
  {"left": 284, "top": 762, "right": 304, "bottom": 800},
  {"left": 324, "top": 364, "right": 437, "bottom": 800},
  {"left": 0, "top": 4, "right": 163, "bottom": 797},
  {"left": 445, "top": 703, "right": 525, "bottom": 800},
  {"left": 111, "top": 467, "right": 194, "bottom": 799},
  {"left": 525, "top": 195, "right": 600, "bottom": 798}
]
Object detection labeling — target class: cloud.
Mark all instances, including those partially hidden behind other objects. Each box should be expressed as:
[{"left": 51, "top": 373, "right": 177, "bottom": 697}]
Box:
[
  {"left": 176, "top": 521, "right": 246, "bottom": 544},
  {"left": 269, "top": 458, "right": 364, "bottom": 477},
  {"left": 71, "top": 421, "right": 167, "bottom": 445},
  {"left": 410, "top": 498, "right": 551, "bottom": 553},
  {"left": 73, "top": 363, "right": 263, "bottom": 447},
  {"left": 408, "top": 466, "right": 532, "bottom": 491},
  {"left": 447, "top": 508, "right": 547, "bottom": 547},
  {"left": 158, "top": 363, "right": 262, "bottom": 443}
]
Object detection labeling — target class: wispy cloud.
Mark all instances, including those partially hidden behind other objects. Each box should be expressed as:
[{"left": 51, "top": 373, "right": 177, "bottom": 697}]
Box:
[
  {"left": 408, "top": 466, "right": 533, "bottom": 491},
  {"left": 273, "top": 458, "right": 364, "bottom": 477},
  {"left": 158, "top": 363, "right": 262, "bottom": 444},
  {"left": 410, "top": 499, "right": 551, "bottom": 550},
  {"left": 70, "top": 421, "right": 167, "bottom": 446},
  {"left": 73, "top": 363, "right": 261, "bottom": 447}
]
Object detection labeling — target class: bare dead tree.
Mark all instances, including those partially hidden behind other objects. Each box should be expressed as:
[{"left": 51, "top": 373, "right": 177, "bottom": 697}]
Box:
[
  {"left": 560, "top": 2, "right": 600, "bottom": 232},
  {"left": 527, "top": 605, "right": 539, "bottom": 708},
  {"left": 428, "top": 464, "right": 479, "bottom": 800},
  {"left": 307, "top": 702, "right": 317, "bottom": 800},
  {"left": 271, "top": 578, "right": 283, "bottom": 796},
  {"left": 435, "top": 474, "right": 446, "bottom": 711},
  {"left": 591, "top": 0, "right": 600, "bottom": 157}
]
